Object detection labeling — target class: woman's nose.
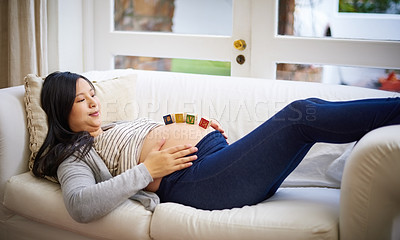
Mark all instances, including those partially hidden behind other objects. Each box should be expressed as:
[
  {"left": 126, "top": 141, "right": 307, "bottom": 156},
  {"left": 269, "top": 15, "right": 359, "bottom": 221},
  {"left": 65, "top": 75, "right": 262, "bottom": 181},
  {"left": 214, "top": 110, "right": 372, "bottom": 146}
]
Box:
[{"left": 89, "top": 99, "right": 97, "bottom": 108}]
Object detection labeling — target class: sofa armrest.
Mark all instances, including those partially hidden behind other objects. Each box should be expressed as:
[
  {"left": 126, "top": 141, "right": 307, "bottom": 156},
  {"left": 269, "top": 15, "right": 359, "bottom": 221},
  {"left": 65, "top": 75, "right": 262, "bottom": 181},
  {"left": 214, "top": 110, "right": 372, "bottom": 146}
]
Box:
[
  {"left": 0, "top": 86, "right": 31, "bottom": 221},
  {"left": 340, "top": 125, "right": 400, "bottom": 240}
]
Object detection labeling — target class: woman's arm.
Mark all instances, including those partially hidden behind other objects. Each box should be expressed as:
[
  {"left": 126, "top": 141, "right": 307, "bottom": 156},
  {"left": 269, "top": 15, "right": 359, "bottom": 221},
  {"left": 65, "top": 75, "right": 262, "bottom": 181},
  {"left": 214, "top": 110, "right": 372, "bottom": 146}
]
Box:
[
  {"left": 58, "top": 141, "right": 198, "bottom": 223},
  {"left": 57, "top": 151, "right": 153, "bottom": 223}
]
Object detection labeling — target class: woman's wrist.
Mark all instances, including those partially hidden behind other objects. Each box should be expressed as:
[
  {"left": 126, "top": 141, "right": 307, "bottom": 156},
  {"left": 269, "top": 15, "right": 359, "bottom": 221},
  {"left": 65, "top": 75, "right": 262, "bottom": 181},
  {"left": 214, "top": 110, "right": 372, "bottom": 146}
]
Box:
[{"left": 137, "top": 163, "right": 155, "bottom": 182}]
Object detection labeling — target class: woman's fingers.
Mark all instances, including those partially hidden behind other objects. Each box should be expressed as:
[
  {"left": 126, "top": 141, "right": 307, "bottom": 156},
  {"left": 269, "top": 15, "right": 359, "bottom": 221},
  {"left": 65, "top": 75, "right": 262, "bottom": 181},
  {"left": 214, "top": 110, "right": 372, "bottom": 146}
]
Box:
[
  {"left": 177, "top": 154, "right": 198, "bottom": 173},
  {"left": 166, "top": 145, "right": 198, "bottom": 169},
  {"left": 157, "top": 144, "right": 198, "bottom": 163},
  {"left": 209, "top": 120, "right": 220, "bottom": 131},
  {"left": 172, "top": 146, "right": 198, "bottom": 158},
  {"left": 174, "top": 155, "right": 197, "bottom": 169},
  {"left": 152, "top": 138, "right": 166, "bottom": 151},
  {"left": 164, "top": 144, "right": 197, "bottom": 154},
  {"left": 210, "top": 120, "right": 229, "bottom": 141}
]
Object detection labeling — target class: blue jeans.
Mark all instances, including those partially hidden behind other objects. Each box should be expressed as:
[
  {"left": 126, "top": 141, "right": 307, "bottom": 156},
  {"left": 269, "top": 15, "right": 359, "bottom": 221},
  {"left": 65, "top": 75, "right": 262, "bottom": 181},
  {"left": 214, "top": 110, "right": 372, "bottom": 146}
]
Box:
[{"left": 156, "top": 98, "right": 400, "bottom": 210}]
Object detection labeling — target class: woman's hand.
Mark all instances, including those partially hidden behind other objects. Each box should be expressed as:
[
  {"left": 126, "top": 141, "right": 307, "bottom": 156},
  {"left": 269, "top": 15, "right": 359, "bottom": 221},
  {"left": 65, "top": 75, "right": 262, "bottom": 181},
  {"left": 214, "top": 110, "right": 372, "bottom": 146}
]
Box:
[
  {"left": 210, "top": 119, "right": 229, "bottom": 143},
  {"left": 142, "top": 138, "right": 198, "bottom": 179}
]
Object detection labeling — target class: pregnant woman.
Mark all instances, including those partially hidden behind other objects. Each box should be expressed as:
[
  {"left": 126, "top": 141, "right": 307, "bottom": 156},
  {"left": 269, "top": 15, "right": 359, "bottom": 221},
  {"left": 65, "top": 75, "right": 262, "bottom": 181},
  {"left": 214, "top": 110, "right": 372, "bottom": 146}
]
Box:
[{"left": 33, "top": 71, "right": 400, "bottom": 223}]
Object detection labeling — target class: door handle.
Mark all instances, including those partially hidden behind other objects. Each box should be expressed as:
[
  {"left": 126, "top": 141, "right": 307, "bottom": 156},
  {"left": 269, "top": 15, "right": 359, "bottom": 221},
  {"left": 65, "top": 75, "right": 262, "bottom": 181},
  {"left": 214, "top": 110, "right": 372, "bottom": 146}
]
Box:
[{"left": 233, "top": 39, "right": 247, "bottom": 51}]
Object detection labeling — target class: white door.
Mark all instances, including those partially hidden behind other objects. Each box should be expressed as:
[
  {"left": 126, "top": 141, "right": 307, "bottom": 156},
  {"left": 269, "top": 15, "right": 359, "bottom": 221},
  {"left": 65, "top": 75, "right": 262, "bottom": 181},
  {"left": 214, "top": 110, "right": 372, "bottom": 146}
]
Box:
[{"left": 89, "top": 0, "right": 400, "bottom": 82}]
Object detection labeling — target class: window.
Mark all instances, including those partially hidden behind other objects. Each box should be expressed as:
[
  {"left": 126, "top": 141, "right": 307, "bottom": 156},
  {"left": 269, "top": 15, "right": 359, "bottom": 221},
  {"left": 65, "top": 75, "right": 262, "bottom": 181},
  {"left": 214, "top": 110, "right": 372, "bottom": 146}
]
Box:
[
  {"left": 278, "top": 0, "right": 400, "bottom": 40},
  {"left": 339, "top": 0, "right": 400, "bottom": 14},
  {"left": 112, "top": 0, "right": 232, "bottom": 75},
  {"left": 277, "top": 63, "right": 400, "bottom": 92},
  {"left": 274, "top": 0, "right": 400, "bottom": 91},
  {"left": 114, "top": 0, "right": 232, "bottom": 35},
  {"left": 114, "top": 55, "right": 230, "bottom": 76}
]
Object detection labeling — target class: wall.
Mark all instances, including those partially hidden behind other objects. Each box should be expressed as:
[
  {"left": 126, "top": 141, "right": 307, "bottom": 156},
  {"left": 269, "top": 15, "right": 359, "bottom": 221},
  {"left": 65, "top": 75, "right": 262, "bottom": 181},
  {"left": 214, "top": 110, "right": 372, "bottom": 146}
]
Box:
[{"left": 48, "top": 0, "right": 85, "bottom": 74}]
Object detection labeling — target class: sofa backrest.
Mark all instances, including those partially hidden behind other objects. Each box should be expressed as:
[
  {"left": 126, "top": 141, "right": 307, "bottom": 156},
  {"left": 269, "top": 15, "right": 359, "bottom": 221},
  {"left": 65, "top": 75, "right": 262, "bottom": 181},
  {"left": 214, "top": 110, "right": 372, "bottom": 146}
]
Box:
[
  {"left": 131, "top": 70, "right": 399, "bottom": 188},
  {"left": 132, "top": 70, "right": 398, "bottom": 142}
]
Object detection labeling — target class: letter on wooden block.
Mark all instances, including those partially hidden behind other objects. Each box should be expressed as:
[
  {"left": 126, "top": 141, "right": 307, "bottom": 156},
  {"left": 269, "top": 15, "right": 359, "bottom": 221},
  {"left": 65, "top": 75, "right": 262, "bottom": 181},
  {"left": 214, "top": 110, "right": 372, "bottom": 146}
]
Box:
[
  {"left": 163, "top": 114, "right": 174, "bottom": 125},
  {"left": 186, "top": 114, "right": 196, "bottom": 124},
  {"left": 175, "top": 113, "right": 185, "bottom": 123},
  {"left": 199, "top": 118, "right": 210, "bottom": 129}
]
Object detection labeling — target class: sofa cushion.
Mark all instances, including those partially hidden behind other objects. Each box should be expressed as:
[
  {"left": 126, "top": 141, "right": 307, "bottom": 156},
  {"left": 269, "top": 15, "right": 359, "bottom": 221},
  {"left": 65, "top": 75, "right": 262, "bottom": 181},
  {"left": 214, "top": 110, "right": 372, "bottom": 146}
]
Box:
[
  {"left": 150, "top": 187, "right": 340, "bottom": 240},
  {"left": 3, "top": 172, "right": 152, "bottom": 240},
  {"left": 24, "top": 72, "right": 137, "bottom": 178}
]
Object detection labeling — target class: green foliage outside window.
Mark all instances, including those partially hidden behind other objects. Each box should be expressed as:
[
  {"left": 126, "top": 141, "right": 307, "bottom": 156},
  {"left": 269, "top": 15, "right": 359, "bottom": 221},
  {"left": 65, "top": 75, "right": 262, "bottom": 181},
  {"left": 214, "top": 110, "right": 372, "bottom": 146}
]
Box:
[{"left": 339, "top": 0, "right": 400, "bottom": 14}]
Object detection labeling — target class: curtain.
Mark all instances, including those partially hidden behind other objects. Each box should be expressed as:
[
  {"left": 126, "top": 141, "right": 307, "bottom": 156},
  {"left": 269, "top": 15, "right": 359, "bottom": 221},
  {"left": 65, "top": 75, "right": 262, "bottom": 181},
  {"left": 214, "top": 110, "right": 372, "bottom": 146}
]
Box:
[{"left": 0, "top": 0, "right": 48, "bottom": 88}]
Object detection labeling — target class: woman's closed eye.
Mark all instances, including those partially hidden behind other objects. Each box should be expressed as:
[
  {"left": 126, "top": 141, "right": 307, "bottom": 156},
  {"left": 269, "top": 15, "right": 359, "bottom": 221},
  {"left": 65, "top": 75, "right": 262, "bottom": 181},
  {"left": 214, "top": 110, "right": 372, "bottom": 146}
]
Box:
[
  {"left": 90, "top": 90, "right": 96, "bottom": 98},
  {"left": 75, "top": 89, "right": 95, "bottom": 103}
]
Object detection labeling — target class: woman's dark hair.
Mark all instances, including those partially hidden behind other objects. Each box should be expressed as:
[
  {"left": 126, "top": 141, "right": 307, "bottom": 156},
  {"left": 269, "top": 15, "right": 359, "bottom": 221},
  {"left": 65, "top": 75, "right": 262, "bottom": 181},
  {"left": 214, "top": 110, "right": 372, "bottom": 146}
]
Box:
[{"left": 32, "top": 71, "right": 96, "bottom": 179}]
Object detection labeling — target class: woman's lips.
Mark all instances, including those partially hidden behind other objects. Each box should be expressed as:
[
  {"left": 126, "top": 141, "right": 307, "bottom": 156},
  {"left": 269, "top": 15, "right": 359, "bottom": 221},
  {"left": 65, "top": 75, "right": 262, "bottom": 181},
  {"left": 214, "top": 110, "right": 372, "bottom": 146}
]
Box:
[{"left": 89, "top": 111, "right": 100, "bottom": 117}]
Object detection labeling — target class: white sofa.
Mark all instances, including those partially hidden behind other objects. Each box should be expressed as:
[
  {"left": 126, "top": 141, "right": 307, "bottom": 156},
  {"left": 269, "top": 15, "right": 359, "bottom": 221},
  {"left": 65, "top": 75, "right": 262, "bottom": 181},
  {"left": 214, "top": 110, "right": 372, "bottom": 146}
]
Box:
[{"left": 1, "top": 69, "right": 400, "bottom": 240}]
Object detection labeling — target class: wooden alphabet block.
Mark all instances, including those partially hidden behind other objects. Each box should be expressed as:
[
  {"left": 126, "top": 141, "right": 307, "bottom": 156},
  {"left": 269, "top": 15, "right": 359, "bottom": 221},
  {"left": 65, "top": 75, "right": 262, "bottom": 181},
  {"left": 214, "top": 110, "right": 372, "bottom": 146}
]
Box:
[
  {"left": 175, "top": 113, "right": 185, "bottom": 123},
  {"left": 163, "top": 114, "right": 174, "bottom": 125},
  {"left": 199, "top": 118, "right": 210, "bottom": 129},
  {"left": 185, "top": 114, "right": 197, "bottom": 125}
]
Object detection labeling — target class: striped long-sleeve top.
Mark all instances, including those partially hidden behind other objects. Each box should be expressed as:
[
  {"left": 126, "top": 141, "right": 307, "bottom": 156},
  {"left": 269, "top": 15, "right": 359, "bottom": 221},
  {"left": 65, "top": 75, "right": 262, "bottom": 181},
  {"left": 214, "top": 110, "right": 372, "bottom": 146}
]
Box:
[{"left": 93, "top": 118, "right": 162, "bottom": 176}]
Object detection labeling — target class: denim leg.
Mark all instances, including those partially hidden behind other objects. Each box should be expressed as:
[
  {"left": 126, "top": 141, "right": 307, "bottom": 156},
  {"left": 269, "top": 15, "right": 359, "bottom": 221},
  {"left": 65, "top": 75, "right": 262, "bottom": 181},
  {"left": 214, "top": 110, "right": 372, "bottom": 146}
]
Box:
[
  {"left": 157, "top": 97, "right": 400, "bottom": 210},
  {"left": 265, "top": 97, "right": 400, "bottom": 195}
]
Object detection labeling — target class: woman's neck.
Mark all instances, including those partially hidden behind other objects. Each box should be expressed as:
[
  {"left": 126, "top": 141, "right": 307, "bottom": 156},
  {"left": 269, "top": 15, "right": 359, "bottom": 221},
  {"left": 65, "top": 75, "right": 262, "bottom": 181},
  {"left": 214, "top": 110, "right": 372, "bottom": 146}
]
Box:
[{"left": 90, "top": 128, "right": 103, "bottom": 137}]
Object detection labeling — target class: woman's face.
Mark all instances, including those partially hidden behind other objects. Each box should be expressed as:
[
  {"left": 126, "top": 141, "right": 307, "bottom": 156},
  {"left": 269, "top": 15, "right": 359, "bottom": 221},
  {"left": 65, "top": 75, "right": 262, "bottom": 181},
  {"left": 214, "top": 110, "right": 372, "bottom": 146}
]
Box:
[{"left": 68, "top": 78, "right": 102, "bottom": 137}]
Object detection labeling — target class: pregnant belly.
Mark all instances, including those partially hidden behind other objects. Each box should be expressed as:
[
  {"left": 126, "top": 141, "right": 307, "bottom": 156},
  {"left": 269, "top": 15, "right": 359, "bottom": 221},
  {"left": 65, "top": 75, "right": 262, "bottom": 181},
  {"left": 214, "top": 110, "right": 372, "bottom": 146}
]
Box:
[{"left": 139, "top": 123, "right": 214, "bottom": 192}]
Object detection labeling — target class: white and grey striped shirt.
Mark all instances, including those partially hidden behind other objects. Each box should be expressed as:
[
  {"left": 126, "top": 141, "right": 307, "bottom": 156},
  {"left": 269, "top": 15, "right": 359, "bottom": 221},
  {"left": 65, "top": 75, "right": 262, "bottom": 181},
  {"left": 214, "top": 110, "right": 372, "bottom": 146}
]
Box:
[{"left": 93, "top": 119, "right": 162, "bottom": 176}]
